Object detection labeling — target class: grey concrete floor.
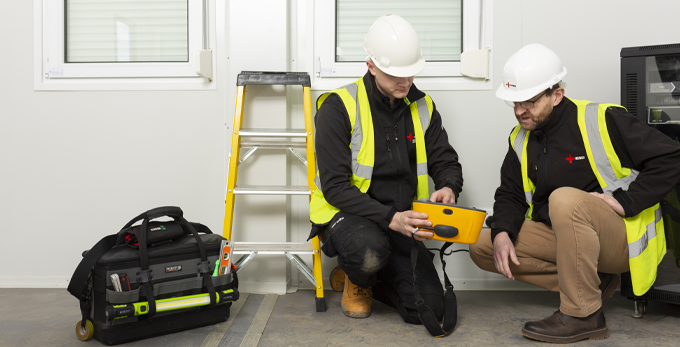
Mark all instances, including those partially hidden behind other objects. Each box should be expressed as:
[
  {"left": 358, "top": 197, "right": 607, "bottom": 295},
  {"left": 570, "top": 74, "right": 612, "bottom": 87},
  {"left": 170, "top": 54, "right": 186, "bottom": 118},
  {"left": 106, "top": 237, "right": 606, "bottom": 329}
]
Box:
[{"left": 1, "top": 287, "right": 679, "bottom": 347}]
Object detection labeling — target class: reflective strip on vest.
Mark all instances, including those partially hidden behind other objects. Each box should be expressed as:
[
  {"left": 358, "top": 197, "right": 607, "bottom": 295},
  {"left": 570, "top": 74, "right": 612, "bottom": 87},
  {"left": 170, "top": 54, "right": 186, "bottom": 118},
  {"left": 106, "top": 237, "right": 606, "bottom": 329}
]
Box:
[
  {"left": 509, "top": 126, "right": 535, "bottom": 220},
  {"left": 347, "top": 83, "right": 373, "bottom": 181},
  {"left": 415, "top": 98, "right": 431, "bottom": 177},
  {"left": 410, "top": 96, "right": 433, "bottom": 199},
  {"left": 582, "top": 103, "right": 638, "bottom": 194},
  {"left": 628, "top": 207, "right": 663, "bottom": 258}
]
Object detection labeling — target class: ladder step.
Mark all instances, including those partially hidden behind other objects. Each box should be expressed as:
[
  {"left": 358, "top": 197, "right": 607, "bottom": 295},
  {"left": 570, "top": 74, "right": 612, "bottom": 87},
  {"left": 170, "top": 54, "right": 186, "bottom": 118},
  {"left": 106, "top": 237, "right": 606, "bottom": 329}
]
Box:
[
  {"left": 233, "top": 242, "right": 314, "bottom": 254},
  {"left": 241, "top": 141, "right": 306, "bottom": 149},
  {"left": 234, "top": 185, "right": 311, "bottom": 195},
  {"left": 239, "top": 128, "right": 307, "bottom": 138},
  {"left": 237, "top": 71, "right": 311, "bottom": 87}
]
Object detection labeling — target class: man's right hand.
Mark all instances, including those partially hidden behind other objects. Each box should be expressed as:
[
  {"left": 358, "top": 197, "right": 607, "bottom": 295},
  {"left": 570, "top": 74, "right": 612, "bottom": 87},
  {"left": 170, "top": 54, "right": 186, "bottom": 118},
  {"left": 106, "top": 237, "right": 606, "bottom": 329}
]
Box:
[
  {"left": 389, "top": 211, "right": 433, "bottom": 241},
  {"left": 493, "top": 231, "right": 520, "bottom": 280}
]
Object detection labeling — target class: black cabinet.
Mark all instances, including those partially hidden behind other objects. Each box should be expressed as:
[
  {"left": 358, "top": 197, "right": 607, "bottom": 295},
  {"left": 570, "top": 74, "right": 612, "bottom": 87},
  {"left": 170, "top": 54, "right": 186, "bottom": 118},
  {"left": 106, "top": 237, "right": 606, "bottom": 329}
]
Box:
[{"left": 620, "top": 43, "right": 680, "bottom": 317}]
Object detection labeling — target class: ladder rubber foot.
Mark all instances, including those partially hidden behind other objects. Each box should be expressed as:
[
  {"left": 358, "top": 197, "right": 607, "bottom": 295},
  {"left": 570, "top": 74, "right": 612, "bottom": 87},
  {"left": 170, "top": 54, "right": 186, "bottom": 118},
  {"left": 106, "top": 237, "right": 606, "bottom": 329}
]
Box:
[{"left": 316, "top": 297, "right": 327, "bottom": 312}]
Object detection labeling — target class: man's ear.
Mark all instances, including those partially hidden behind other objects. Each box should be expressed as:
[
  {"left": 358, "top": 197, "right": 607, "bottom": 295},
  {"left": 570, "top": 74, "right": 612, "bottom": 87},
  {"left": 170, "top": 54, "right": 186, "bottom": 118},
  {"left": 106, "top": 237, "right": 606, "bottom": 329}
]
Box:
[
  {"left": 366, "top": 60, "right": 377, "bottom": 76},
  {"left": 553, "top": 87, "right": 565, "bottom": 106}
]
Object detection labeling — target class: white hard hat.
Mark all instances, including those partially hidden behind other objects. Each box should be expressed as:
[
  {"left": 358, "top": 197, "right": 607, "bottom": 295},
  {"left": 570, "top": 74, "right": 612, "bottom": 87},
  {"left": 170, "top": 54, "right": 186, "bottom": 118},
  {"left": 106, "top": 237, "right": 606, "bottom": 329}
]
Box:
[
  {"left": 364, "top": 14, "right": 425, "bottom": 77},
  {"left": 496, "top": 43, "right": 567, "bottom": 102}
]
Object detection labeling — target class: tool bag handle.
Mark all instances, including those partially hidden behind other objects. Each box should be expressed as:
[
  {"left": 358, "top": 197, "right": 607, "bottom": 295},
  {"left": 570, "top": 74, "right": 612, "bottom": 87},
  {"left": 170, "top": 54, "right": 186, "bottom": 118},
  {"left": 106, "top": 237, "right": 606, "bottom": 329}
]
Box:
[
  {"left": 410, "top": 240, "right": 458, "bottom": 337},
  {"left": 121, "top": 206, "right": 184, "bottom": 229},
  {"left": 128, "top": 207, "right": 217, "bottom": 318}
]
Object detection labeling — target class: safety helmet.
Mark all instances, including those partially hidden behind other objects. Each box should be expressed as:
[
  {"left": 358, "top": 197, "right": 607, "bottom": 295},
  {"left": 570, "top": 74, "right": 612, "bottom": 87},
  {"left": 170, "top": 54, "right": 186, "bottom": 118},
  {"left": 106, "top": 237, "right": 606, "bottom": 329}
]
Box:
[
  {"left": 364, "top": 14, "right": 425, "bottom": 77},
  {"left": 496, "top": 43, "right": 567, "bottom": 102}
]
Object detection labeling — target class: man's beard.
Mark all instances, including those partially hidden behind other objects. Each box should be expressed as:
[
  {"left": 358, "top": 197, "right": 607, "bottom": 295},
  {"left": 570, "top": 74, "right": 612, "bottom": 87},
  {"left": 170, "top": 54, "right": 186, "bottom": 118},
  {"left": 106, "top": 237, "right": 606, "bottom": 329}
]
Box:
[{"left": 518, "top": 103, "right": 553, "bottom": 131}]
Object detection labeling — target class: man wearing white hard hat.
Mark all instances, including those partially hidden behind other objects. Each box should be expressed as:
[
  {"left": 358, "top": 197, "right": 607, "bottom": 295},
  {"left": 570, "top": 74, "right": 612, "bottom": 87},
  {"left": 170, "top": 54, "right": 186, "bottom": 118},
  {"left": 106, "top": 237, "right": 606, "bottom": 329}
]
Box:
[
  {"left": 470, "top": 43, "right": 680, "bottom": 343},
  {"left": 308, "top": 14, "right": 463, "bottom": 330}
]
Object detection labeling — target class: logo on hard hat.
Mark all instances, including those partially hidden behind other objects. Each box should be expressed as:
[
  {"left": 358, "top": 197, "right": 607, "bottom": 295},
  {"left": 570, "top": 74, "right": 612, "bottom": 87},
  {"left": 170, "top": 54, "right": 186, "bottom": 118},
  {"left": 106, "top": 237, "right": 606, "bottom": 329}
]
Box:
[{"left": 505, "top": 82, "right": 516, "bottom": 89}]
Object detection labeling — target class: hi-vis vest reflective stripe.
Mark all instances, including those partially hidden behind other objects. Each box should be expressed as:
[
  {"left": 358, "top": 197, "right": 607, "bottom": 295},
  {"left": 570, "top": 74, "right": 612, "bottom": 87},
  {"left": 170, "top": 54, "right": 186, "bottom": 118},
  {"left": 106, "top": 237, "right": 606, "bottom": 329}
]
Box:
[
  {"left": 310, "top": 77, "right": 433, "bottom": 225},
  {"left": 509, "top": 97, "right": 665, "bottom": 295}
]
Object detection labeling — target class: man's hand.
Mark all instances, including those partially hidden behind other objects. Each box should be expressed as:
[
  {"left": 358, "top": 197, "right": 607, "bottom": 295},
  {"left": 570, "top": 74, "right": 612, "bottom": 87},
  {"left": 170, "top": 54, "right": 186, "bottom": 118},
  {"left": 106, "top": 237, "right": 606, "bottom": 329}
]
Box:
[
  {"left": 429, "top": 187, "right": 456, "bottom": 204},
  {"left": 389, "top": 210, "right": 433, "bottom": 241},
  {"left": 493, "top": 231, "right": 520, "bottom": 280},
  {"left": 589, "top": 192, "right": 625, "bottom": 216}
]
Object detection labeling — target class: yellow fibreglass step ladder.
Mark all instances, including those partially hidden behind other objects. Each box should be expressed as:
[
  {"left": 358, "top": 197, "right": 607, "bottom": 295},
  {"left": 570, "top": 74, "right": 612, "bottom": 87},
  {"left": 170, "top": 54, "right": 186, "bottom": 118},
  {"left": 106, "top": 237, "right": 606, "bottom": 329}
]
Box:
[{"left": 223, "top": 71, "right": 325, "bottom": 312}]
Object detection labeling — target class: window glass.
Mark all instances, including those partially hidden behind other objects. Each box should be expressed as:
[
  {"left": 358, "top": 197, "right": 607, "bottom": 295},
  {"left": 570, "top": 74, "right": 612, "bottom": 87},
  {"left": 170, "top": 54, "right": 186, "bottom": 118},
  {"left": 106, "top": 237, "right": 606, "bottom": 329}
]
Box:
[
  {"left": 335, "top": 0, "right": 462, "bottom": 63},
  {"left": 65, "top": 0, "right": 189, "bottom": 63}
]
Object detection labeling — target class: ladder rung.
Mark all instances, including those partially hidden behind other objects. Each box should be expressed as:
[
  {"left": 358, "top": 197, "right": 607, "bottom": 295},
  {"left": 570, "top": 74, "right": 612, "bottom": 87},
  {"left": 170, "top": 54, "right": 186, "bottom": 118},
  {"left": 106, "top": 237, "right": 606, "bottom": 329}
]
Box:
[
  {"left": 241, "top": 141, "right": 306, "bottom": 149},
  {"left": 237, "top": 71, "right": 311, "bottom": 87},
  {"left": 233, "top": 185, "right": 311, "bottom": 195},
  {"left": 239, "top": 128, "right": 307, "bottom": 137},
  {"left": 233, "top": 242, "right": 314, "bottom": 254}
]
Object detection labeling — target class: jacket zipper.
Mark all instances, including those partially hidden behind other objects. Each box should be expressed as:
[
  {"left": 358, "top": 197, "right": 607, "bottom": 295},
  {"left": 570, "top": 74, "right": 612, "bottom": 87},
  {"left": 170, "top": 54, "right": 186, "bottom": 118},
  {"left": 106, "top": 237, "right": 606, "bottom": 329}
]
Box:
[
  {"left": 540, "top": 135, "right": 548, "bottom": 195},
  {"left": 393, "top": 125, "right": 402, "bottom": 172},
  {"left": 385, "top": 128, "right": 394, "bottom": 163}
]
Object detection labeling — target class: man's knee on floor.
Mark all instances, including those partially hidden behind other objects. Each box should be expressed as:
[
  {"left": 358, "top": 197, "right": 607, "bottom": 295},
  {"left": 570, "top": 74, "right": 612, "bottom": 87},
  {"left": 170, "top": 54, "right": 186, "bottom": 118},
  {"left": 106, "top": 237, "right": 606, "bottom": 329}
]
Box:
[
  {"left": 341, "top": 236, "right": 390, "bottom": 276},
  {"left": 360, "top": 247, "right": 389, "bottom": 274}
]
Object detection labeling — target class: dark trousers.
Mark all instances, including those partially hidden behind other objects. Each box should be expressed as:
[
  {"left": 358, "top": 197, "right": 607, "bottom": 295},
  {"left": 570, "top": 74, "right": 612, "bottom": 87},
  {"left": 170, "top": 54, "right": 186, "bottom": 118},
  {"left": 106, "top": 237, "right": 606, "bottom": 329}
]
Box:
[{"left": 321, "top": 212, "right": 444, "bottom": 324}]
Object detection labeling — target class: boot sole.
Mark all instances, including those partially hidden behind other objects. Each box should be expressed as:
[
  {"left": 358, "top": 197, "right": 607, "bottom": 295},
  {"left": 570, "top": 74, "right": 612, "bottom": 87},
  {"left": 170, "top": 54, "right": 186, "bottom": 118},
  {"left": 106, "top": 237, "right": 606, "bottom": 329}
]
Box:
[
  {"left": 342, "top": 305, "right": 371, "bottom": 318},
  {"left": 601, "top": 275, "right": 621, "bottom": 301},
  {"left": 521, "top": 326, "right": 608, "bottom": 343}
]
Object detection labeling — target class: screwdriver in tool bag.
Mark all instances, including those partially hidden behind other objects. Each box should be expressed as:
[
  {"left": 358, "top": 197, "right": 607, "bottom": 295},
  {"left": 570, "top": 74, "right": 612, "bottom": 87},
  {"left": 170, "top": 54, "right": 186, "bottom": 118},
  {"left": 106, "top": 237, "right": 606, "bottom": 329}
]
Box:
[{"left": 105, "top": 289, "right": 238, "bottom": 321}]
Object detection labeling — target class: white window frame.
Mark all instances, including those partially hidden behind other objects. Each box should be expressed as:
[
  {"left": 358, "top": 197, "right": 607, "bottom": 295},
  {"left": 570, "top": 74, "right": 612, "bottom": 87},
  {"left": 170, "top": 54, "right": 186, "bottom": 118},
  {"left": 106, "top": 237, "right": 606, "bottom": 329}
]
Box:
[
  {"left": 34, "top": 0, "right": 217, "bottom": 91},
  {"left": 311, "top": 0, "right": 493, "bottom": 91}
]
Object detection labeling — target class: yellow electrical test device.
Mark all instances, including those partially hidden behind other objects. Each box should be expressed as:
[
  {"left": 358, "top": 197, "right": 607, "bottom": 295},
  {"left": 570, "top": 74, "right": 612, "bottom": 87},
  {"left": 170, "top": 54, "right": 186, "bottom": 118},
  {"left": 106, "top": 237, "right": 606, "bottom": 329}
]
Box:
[{"left": 412, "top": 199, "right": 487, "bottom": 244}]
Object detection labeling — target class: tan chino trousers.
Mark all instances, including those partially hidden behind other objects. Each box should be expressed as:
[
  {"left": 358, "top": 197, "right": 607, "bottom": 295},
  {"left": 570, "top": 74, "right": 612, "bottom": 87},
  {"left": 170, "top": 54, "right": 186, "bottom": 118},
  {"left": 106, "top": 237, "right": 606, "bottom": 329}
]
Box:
[{"left": 470, "top": 187, "right": 630, "bottom": 317}]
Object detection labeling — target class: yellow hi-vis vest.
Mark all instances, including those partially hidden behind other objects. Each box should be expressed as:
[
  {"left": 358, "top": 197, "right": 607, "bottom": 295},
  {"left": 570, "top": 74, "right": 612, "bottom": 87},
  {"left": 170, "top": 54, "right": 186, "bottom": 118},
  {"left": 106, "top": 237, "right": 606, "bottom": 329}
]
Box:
[
  {"left": 509, "top": 97, "right": 666, "bottom": 295},
  {"left": 310, "top": 77, "right": 433, "bottom": 225}
]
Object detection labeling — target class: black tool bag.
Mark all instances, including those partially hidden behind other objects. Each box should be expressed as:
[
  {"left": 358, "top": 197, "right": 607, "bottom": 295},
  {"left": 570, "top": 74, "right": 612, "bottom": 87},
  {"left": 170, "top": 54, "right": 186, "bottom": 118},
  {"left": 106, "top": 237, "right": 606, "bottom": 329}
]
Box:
[{"left": 67, "top": 206, "right": 239, "bottom": 345}]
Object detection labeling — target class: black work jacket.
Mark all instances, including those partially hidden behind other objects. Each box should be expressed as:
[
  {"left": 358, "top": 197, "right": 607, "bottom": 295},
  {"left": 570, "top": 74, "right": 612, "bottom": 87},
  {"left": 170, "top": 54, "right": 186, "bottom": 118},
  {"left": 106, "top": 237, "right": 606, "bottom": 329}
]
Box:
[
  {"left": 312, "top": 71, "right": 463, "bottom": 233},
  {"left": 492, "top": 97, "right": 680, "bottom": 243}
]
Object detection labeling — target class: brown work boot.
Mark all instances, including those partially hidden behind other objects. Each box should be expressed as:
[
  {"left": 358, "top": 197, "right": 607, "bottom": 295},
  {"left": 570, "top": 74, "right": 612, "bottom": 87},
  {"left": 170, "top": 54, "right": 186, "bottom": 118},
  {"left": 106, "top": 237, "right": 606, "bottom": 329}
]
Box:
[
  {"left": 341, "top": 273, "right": 372, "bottom": 318},
  {"left": 598, "top": 272, "right": 621, "bottom": 301},
  {"left": 329, "top": 265, "right": 345, "bottom": 292},
  {"left": 522, "top": 307, "right": 608, "bottom": 343}
]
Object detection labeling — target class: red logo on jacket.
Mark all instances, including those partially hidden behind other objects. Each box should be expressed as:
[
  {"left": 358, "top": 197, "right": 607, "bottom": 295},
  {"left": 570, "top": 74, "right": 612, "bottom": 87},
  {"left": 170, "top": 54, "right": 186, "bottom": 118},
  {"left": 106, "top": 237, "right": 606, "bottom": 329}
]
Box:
[{"left": 566, "top": 154, "right": 586, "bottom": 163}]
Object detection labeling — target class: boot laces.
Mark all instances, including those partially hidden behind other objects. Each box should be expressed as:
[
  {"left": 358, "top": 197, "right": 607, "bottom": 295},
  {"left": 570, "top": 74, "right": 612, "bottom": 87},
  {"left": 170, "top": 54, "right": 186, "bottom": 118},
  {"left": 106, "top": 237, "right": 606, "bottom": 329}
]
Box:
[{"left": 353, "top": 286, "right": 372, "bottom": 298}]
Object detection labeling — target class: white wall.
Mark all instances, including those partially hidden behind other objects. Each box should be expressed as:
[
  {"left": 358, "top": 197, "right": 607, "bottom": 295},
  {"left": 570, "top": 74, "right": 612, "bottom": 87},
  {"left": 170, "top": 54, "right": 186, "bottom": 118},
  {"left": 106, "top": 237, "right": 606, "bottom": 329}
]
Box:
[
  {"left": 0, "top": 1, "right": 231, "bottom": 287},
  {"left": 1, "top": 0, "right": 678, "bottom": 292}
]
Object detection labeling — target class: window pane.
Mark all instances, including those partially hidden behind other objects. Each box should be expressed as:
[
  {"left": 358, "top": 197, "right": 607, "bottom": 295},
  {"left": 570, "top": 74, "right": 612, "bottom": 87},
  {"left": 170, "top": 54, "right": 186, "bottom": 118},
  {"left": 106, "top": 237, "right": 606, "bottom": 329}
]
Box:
[
  {"left": 336, "top": 0, "right": 462, "bottom": 62},
  {"left": 66, "top": 0, "right": 189, "bottom": 63}
]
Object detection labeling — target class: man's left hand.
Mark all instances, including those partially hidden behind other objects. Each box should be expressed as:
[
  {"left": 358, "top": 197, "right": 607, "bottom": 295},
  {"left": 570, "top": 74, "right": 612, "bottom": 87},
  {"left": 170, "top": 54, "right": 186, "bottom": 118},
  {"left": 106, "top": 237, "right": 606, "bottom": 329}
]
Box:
[
  {"left": 590, "top": 192, "right": 625, "bottom": 216},
  {"left": 430, "top": 187, "right": 456, "bottom": 204}
]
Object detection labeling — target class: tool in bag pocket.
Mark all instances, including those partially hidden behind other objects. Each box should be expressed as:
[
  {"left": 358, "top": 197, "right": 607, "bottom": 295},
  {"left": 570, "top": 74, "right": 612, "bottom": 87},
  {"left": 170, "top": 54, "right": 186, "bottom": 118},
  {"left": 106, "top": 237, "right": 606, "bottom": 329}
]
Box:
[{"left": 67, "top": 206, "right": 239, "bottom": 345}]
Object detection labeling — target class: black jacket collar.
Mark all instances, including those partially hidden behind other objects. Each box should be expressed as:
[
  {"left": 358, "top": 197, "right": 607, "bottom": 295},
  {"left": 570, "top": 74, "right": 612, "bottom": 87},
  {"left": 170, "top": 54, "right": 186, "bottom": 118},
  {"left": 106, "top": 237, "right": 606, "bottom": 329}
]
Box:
[{"left": 535, "top": 96, "right": 575, "bottom": 135}]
